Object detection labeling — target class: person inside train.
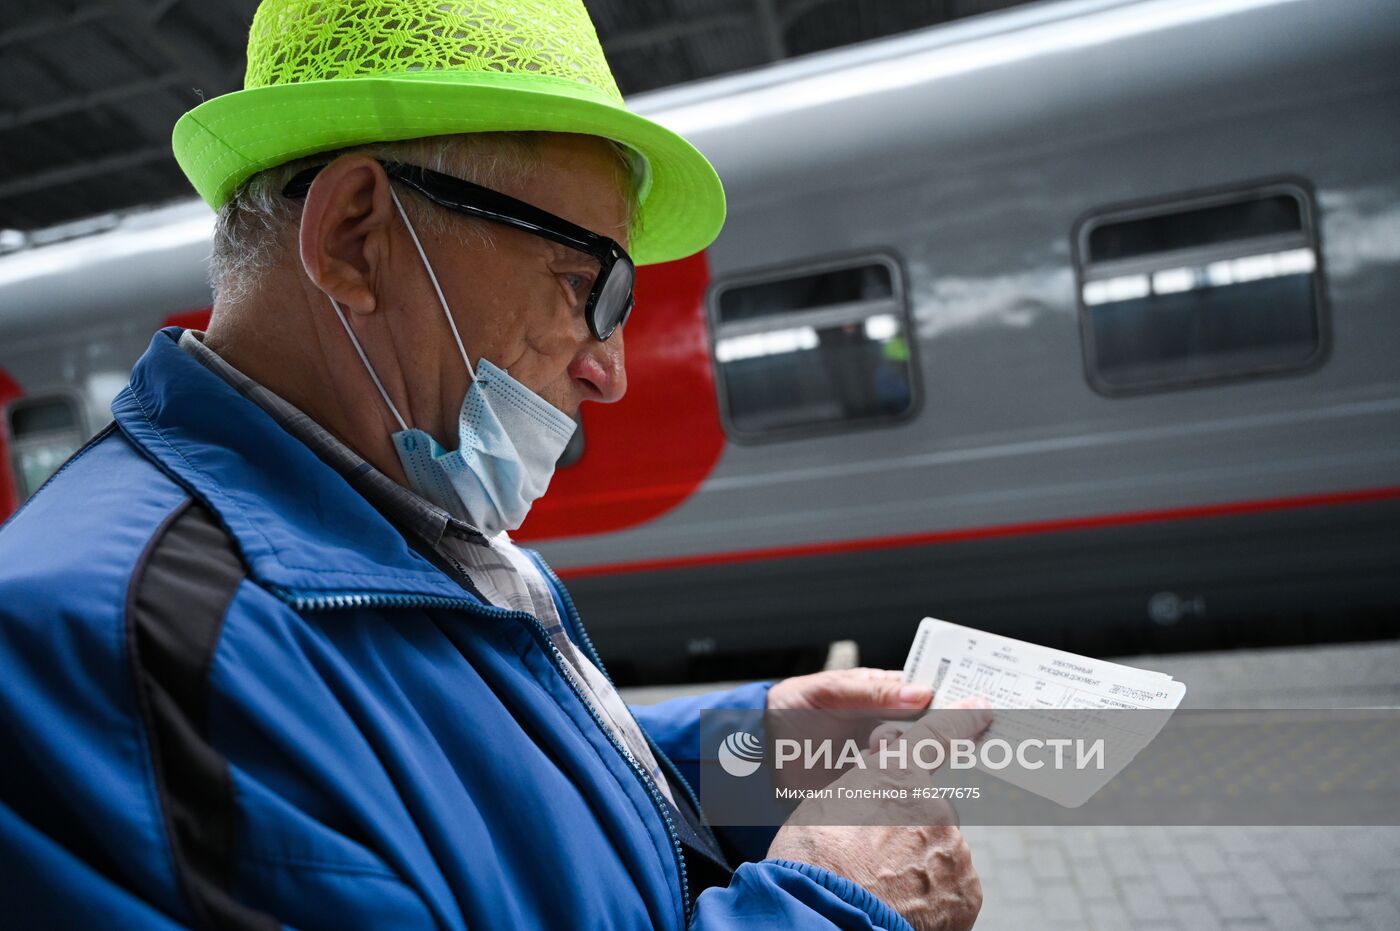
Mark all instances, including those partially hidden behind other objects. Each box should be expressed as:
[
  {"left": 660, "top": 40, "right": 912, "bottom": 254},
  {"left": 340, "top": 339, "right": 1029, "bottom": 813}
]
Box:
[{"left": 0, "top": 1, "right": 989, "bottom": 928}]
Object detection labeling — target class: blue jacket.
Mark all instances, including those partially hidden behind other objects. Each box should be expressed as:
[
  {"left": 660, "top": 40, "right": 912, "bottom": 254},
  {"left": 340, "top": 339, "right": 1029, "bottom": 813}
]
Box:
[{"left": 0, "top": 329, "right": 911, "bottom": 930}]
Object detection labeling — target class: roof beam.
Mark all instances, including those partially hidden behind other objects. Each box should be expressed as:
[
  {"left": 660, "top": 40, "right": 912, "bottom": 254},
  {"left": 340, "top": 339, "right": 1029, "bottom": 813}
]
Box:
[
  {"left": 0, "top": 5, "right": 113, "bottom": 49},
  {"left": 602, "top": 12, "right": 751, "bottom": 54},
  {"left": 110, "top": 0, "right": 236, "bottom": 103},
  {"left": 0, "top": 75, "right": 185, "bottom": 132},
  {"left": 755, "top": 0, "right": 788, "bottom": 61},
  {"left": 0, "top": 146, "right": 172, "bottom": 201}
]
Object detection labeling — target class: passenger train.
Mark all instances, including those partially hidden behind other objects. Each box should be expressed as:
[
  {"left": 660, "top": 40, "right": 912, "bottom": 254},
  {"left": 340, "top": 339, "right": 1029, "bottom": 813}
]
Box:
[{"left": 2, "top": 0, "right": 1397, "bottom": 682}]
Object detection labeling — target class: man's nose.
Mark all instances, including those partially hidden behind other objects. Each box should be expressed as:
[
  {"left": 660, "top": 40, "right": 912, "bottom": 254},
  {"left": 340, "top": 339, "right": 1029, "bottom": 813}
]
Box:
[{"left": 569, "top": 330, "right": 627, "bottom": 403}]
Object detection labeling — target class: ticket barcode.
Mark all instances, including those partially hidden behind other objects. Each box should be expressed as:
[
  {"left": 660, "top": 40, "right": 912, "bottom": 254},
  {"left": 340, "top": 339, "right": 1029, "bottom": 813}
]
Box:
[
  {"left": 930, "top": 657, "right": 951, "bottom": 697},
  {"left": 903, "top": 624, "right": 932, "bottom": 682}
]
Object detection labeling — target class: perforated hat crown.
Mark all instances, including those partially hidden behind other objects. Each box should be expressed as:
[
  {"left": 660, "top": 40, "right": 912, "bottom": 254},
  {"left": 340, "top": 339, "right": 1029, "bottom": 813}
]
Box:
[
  {"left": 172, "top": 0, "right": 725, "bottom": 265},
  {"left": 244, "top": 0, "right": 623, "bottom": 98}
]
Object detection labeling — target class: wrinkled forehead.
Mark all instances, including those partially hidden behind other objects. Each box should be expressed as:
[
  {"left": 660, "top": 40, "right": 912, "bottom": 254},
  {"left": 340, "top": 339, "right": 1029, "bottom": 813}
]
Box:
[{"left": 516, "top": 133, "right": 638, "bottom": 246}]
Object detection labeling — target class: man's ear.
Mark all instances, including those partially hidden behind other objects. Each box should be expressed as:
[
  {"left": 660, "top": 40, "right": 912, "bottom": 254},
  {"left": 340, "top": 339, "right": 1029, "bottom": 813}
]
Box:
[{"left": 298, "top": 155, "right": 395, "bottom": 315}]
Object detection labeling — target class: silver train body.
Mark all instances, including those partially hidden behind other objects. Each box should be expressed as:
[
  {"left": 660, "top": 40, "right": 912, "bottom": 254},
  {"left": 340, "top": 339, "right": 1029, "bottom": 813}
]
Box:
[{"left": 2, "top": 0, "right": 1397, "bottom": 680}]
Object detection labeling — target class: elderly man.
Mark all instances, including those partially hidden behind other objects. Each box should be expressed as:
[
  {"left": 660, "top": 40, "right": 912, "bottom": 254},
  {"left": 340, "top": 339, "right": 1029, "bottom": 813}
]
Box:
[{"left": 0, "top": 1, "right": 984, "bottom": 928}]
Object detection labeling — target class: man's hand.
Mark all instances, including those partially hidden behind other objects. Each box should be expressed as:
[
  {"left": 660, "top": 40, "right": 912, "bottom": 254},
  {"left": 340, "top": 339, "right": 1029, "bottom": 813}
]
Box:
[
  {"left": 764, "top": 668, "right": 937, "bottom": 792},
  {"left": 766, "top": 702, "right": 993, "bottom": 931},
  {"left": 767, "top": 667, "right": 934, "bottom": 712},
  {"left": 770, "top": 821, "right": 980, "bottom": 931}
]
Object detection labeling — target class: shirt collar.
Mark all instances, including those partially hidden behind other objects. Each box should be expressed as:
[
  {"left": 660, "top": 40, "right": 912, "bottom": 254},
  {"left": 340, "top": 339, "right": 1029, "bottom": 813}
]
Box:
[{"left": 178, "top": 329, "right": 486, "bottom": 549}]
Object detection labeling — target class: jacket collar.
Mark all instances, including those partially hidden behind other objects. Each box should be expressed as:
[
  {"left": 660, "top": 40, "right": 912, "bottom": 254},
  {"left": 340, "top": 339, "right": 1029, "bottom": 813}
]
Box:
[{"left": 114, "top": 328, "right": 479, "bottom": 602}]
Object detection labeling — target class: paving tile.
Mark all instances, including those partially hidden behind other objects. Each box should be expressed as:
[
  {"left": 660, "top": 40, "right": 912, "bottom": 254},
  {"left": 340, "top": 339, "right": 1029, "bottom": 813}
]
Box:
[
  {"left": 1319, "top": 843, "right": 1395, "bottom": 898},
  {"left": 1170, "top": 828, "right": 1214, "bottom": 846},
  {"left": 1070, "top": 860, "right": 1122, "bottom": 902},
  {"left": 1135, "top": 826, "right": 1181, "bottom": 858},
  {"left": 989, "top": 859, "right": 1038, "bottom": 902},
  {"left": 1029, "top": 841, "right": 1072, "bottom": 880},
  {"left": 1104, "top": 839, "right": 1155, "bottom": 879},
  {"left": 977, "top": 901, "right": 1047, "bottom": 930},
  {"left": 1255, "top": 897, "right": 1310, "bottom": 931},
  {"left": 1345, "top": 830, "right": 1400, "bottom": 865},
  {"left": 1349, "top": 894, "right": 1400, "bottom": 931},
  {"left": 1068, "top": 840, "right": 1109, "bottom": 868},
  {"left": 1217, "top": 829, "right": 1264, "bottom": 855},
  {"left": 1180, "top": 840, "right": 1231, "bottom": 877},
  {"left": 1119, "top": 878, "right": 1173, "bottom": 922},
  {"left": 1263, "top": 837, "right": 1314, "bottom": 874},
  {"left": 1040, "top": 883, "right": 1086, "bottom": 923},
  {"left": 1225, "top": 853, "right": 1288, "bottom": 898},
  {"left": 1201, "top": 877, "right": 1262, "bottom": 920},
  {"left": 1289, "top": 874, "right": 1354, "bottom": 921},
  {"left": 1087, "top": 901, "right": 1133, "bottom": 931},
  {"left": 968, "top": 825, "right": 1030, "bottom": 861},
  {"left": 1171, "top": 901, "right": 1225, "bottom": 931},
  {"left": 1151, "top": 856, "right": 1203, "bottom": 899}
]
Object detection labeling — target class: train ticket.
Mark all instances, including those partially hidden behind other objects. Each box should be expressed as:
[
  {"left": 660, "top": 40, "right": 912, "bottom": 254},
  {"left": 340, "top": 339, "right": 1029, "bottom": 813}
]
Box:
[
  {"left": 900, "top": 618, "right": 1187, "bottom": 806},
  {"left": 902, "top": 618, "right": 1185, "bottom": 711}
]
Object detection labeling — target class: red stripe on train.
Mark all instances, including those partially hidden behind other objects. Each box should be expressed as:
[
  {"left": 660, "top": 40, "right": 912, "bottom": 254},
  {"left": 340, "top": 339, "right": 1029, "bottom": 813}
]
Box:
[
  {"left": 553, "top": 485, "right": 1400, "bottom": 579},
  {"left": 163, "top": 308, "right": 213, "bottom": 331},
  {"left": 0, "top": 369, "right": 23, "bottom": 516}
]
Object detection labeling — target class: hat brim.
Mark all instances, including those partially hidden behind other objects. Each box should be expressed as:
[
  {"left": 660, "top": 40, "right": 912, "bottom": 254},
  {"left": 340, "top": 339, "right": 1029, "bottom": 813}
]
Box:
[{"left": 172, "top": 71, "right": 724, "bottom": 266}]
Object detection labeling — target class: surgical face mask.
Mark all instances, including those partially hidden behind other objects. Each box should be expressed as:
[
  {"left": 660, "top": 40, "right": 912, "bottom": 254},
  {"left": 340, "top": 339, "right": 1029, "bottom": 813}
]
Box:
[{"left": 326, "top": 188, "right": 577, "bottom": 537}]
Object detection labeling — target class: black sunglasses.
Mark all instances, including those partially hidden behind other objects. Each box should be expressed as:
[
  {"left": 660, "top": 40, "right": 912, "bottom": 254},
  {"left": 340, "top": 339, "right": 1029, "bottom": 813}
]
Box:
[{"left": 283, "top": 160, "right": 635, "bottom": 341}]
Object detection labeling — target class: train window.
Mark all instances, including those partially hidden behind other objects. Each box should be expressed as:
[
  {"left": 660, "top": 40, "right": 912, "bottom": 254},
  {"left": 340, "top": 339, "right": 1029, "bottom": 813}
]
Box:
[
  {"left": 1074, "top": 181, "right": 1326, "bottom": 394},
  {"left": 710, "top": 255, "right": 916, "bottom": 438},
  {"left": 7, "top": 396, "right": 86, "bottom": 502}
]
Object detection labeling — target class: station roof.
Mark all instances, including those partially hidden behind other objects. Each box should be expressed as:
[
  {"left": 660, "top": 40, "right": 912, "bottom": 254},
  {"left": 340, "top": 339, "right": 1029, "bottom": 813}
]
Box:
[{"left": 0, "top": 0, "right": 1033, "bottom": 240}]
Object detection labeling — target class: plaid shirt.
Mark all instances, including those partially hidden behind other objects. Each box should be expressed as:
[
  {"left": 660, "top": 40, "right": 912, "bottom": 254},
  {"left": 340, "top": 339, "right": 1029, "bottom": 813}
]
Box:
[{"left": 179, "top": 330, "right": 673, "bottom": 803}]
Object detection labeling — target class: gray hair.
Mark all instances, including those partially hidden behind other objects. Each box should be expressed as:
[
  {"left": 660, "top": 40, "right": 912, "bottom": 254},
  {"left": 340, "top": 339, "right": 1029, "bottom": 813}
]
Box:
[{"left": 209, "top": 132, "right": 640, "bottom": 304}]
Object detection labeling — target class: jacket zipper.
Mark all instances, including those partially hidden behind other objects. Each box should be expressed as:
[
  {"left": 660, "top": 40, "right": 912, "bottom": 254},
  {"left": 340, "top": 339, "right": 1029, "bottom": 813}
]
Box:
[
  {"left": 273, "top": 586, "right": 694, "bottom": 926},
  {"left": 531, "top": 558, "right": 721, "bottom": 849}
]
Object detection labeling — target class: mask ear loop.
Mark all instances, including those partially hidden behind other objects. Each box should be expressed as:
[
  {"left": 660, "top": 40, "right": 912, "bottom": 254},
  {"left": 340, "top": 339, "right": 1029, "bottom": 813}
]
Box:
[
  {"left": 326, "top": 296, "right": 410, "bottom": 433},
  {"left": 389, "top": 188, "right": 477, "bottom": 382}
]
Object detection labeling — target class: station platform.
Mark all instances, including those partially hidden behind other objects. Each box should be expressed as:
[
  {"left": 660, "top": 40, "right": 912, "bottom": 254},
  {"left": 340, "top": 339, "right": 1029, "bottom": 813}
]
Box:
[{"left": 623, "top": 639, "right": 1400, "bottom": 930}]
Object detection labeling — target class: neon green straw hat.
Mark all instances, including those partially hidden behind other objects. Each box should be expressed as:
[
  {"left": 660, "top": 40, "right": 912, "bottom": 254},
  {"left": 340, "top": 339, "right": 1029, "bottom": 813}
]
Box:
[{"left": 172, "top": 0, "right": 725, "bottom": 266}]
